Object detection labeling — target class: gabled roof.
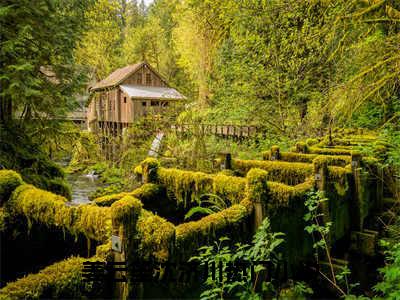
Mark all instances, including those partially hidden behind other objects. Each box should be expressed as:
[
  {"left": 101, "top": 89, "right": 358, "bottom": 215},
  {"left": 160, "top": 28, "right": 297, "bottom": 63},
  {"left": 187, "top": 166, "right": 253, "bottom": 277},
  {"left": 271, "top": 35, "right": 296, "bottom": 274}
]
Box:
[
  {"left": 120, "top": 85, "right": 186, "bottom": 100},
  {"left": 90, "top": 61, "right": 168, "bottom": 92}
]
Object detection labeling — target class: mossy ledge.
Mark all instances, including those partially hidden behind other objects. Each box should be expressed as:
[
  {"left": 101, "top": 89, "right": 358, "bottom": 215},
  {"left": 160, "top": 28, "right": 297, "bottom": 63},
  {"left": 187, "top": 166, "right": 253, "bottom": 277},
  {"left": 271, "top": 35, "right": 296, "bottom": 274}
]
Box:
[
  {"left": 157, "top": 167, "right": 246, "bottom": 207},
  {"left": 8, "top": 184, "right": 112, "bottom": 242},
  {"left": 232, "top": 159, "right": 313, "bottom": 185},
  {"left": 0, "top": 247, "right": 110, "bottom": 300}
]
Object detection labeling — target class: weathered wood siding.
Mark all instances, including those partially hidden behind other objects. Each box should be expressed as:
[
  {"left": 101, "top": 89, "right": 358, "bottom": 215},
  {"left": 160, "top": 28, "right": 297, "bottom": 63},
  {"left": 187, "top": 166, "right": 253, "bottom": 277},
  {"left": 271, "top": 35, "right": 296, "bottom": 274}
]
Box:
[{"left": 121, "top": 65, "right": 167, "bottom": 87}]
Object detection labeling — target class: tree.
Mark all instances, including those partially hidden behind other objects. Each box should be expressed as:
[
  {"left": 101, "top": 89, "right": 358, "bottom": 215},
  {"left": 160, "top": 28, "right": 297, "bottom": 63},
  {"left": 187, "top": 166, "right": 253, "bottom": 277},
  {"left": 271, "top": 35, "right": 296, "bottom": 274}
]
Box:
[{"left": 0, "top": 0, "right": 92, "bottom": 123}]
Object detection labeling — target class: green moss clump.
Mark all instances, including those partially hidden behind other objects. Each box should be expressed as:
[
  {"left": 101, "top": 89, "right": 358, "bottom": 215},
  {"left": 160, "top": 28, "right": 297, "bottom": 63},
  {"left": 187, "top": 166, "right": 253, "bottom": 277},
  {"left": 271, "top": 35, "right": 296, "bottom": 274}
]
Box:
[
  {"left": 212, "top": 174, "right": 246, "bottom": 204},
  {"left": 94, "top": 192, "right": 130, "bottom": 207},
  {"left": 137, "top": 211, "right": 175, "bottom": 262},
  {"left": 295, "top": 142, "right": 309, "bottom": 153},
  {"left": 8, "top": 184, "right": 112, "bottom": 242},
  {"left": 0, "top": 256, "right": 102, "bottom": 299},
  {"left": 308, "top": 147, "right": 353, "bottom": 156},
  {"left": 246, "top": 168, "right": 269, "bottom": 203},
  {"left": 267, "top": 179, "right": 313, "bottom": 207},
  {"left": 158, "top": 167, "right": 214, "bottom": 207},
  {"left": 0, "top": 170, "right": 24, "bottom": 204},
  {"left": 133, "top": 165, "right": 142, "bottom": 176},
  {"left": 111, "top": 195, "right": 143, "bottom": 225},
  {"left": 233, "top": 159, "right": 313, "bottom": 185},
  {"left": 175, "top": 203, "right": 249, "bottom": 254},
  {"left": 140, "top": 158, "right": 160, "bottom": 183},
  {"left": 306, "top": 138, "right": 319, "bottom": 146}
]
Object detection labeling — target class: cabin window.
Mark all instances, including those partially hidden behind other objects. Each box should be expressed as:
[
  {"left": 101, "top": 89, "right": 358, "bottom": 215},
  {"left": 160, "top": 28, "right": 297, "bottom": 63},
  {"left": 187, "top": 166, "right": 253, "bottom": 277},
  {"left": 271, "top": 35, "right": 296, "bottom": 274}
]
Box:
[
  {"left": 142, "top": 101, "right": 147, "bottom": 107},
  {"left": 137, "top": 73, "right": 142, "bottom": 84},
  {"left": 146, "top": 73, "right": 152, "bottom": 85},
  {"left": 151, "top": 101, "right": 159, "bottom": 106},
  {"left": 124, "top": 97, "right": 127, "bottom": 103},
  {"left": 161, "top": 101, "right": 169, "bottom": 107}
]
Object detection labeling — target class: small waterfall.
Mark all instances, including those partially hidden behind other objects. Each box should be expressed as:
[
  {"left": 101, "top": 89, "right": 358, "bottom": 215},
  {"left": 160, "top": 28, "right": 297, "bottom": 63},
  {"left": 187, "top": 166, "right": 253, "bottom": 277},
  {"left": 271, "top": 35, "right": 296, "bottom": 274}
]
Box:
[{"left": 148, "top": 131, "right": 164, "bottom": 157}]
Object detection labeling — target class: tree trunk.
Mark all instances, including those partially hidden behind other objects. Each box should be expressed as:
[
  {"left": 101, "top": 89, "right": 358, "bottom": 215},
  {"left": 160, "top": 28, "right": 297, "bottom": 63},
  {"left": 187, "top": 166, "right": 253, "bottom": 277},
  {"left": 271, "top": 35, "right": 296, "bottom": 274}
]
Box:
[{"left": 0, "top": 97, "right": 12, "bottom": 123}]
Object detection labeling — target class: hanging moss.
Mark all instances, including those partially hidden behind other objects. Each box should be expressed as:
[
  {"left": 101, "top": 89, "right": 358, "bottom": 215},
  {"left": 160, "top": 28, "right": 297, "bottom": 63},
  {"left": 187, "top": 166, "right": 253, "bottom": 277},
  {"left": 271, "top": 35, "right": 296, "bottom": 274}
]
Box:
[
  {"left": 232, "top": 159, "right": 313, "bottom": 185},
  {"left": 0, "top": 170, "right": 23, "bottom": 204},
  {"left": 137, "top": 210, "right": 175, "bottom": 262},
  {"left": 212, "top": 174, "right": 246, "bottom": 204},
  {"left": 8, "top": 184, "right": 112, "bottom": 242},
  {"left": 0, "top": 256, "right": 102, "bottom": 299},
  {"left": 110, "top": 195, "right": 142, "bottom": 225},
  {"left": 157, "top": 167, "right": 247, "bottom": 207},
  {"left": 157, "top": 167, "right": 214, "bottom": 207}
]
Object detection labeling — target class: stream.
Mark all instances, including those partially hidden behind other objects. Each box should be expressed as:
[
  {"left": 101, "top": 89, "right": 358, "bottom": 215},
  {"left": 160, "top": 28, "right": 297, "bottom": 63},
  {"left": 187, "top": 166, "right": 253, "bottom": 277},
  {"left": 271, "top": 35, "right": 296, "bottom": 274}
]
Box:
[{"left": 66, "top": 173, "right": 103, "bottom": 205}]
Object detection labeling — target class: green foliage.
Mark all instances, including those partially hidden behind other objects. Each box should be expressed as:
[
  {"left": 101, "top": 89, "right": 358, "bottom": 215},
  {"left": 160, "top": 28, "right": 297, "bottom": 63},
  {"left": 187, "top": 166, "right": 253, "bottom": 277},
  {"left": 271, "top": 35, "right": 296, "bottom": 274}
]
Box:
[
  {"left": 373, "top": 241, "right": 400, "bottom": 299},
  {"left": 0, "top": 256, "right": 104, "bottom": 299},
  {"left": 0, "top": 170, "right": 23, "bottom": 204},
  {"left": 189, "top": 217, "right": 285, "bottom": 300},
  {"left": 1, "top": 0, "right": 91, "bottom": 121},
  {"left": 184, "top": 193, "right": 229, "bottom": 221}
]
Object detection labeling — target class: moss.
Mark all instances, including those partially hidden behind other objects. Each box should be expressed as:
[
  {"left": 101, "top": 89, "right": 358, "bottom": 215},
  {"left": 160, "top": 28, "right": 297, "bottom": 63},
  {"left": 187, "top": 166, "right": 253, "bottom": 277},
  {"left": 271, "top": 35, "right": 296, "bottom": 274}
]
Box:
[
  {"left": 295, "top": 142, "right": 309, "bottom": 153},
  {"left": 0, "top": 256, "right": 102, "bottom": 299},
  {"left": 306, "top": 138, "right": 319, "bottom": 146},
  {"left": 246, "top": 168, "right": 269, "bottom": 203},
  {"left": 232, "top": 159, "right": 313, "bottom": 185},
  {"left": 110, "top": 195, "right": 143, "bottom": 225},
  {"left": 75, "top": 205, "right": 112, "bottom": 242},
  {"left": 131, "top": 183, "right": 164, "bottom": 203},
  {"left": 93, "top": 184, "right": 163, "bottom": 207},
  {"left": 0, "top": 208, "right": 5, "bottom": 232},
  {"left": 212, "top": 174, "right": 246, "bottom": 204},
  {"left": 94, "top": 192, "right": 130, "bottom": 207},
  {"left": 158, "top": 167, "right": 214, "bottom": 207},
  {"left": 175, "top": 203, "right": 250, "bottom": 253},
  {"left": 133, "top": 165, "right": 142, "bottom": 176},
  {"left": 8, "top": 184, "right": 112, "bottom": 242},
  {"left": 267, "top": 179, "right": 313, "bottom": 207},
  {"left": 308, "top": 147, "right": 353, "bottom": 156},
  {"left": 140, "top": 158, "right": 160, "bottom": 183},
  {"left": 0, "top": 170, "right": 23, "bottom": 204},
  {"left": 95, "top": 242, "right": 113, "bottom": 261},
  {"left": 137, "top": 211, "right": 175, "bottom": 262}
]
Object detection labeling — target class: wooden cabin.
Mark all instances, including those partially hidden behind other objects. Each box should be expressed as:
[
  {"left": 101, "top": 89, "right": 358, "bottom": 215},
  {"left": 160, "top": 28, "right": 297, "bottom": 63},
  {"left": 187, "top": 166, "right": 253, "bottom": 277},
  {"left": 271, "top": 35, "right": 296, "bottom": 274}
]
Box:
[{"left": 87, "top": 61, "right": 185, "bottom": 134}]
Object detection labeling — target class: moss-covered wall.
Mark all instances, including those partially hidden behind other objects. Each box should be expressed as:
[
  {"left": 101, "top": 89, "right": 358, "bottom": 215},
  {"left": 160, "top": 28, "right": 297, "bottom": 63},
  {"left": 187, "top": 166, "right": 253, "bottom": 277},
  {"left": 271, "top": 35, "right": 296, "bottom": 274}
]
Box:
[
  {"left": 231, "top": 159, "right": 313, "bottom": 185},
  {"left": 7, "top": 184, "right": 111, "bottom": 242}
]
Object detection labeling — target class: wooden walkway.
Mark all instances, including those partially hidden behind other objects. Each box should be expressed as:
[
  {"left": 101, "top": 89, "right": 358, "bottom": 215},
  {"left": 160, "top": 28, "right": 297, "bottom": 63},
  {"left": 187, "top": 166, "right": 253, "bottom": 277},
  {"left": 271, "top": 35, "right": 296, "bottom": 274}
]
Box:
[{"left": 171, "top": 124, "right": 262, "bottom": 138}]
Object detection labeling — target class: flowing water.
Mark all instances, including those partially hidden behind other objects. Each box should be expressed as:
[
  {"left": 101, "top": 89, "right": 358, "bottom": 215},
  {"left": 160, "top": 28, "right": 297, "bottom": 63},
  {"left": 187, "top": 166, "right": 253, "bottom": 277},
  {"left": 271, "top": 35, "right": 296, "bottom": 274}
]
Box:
[{"left": 66, "top": 172, "right": 103, "bottom": 205}]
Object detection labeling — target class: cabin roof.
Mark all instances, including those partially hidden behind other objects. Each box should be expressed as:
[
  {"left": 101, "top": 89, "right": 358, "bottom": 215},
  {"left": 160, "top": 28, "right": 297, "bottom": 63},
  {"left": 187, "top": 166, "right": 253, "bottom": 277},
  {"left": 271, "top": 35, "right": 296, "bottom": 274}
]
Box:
[
  {"left": 90, "top": 63, "right": 142, "bottom": 91},
  {"left": 120, "top": 84, "right": 186, "bottom": 100},
  {"left": 90, "top": 61, "right": 168, "bottom": 91}
]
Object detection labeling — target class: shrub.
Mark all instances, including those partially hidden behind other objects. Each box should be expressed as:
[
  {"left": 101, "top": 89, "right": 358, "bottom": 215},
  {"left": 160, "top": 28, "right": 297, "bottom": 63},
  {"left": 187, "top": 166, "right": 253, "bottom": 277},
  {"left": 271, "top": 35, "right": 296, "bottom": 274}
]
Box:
[{"left": 0, "top": 170, "right": 23, "bottom": 204}]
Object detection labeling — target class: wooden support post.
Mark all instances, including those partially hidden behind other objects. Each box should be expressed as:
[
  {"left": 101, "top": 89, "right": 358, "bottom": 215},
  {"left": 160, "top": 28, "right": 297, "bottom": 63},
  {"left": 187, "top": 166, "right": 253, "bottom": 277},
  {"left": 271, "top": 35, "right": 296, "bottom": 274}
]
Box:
[
  {"left": 270, "top": 146, "right": 281, "bottom": 161},
  {"left": 351, "top": 152, "right": 363, "bottom": 231},
  {"left": 246, "top": 169, "right": 269, "bottom": 232},
  {"left": 217, "top": 152, "right": 232, "bottom": 170}
]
